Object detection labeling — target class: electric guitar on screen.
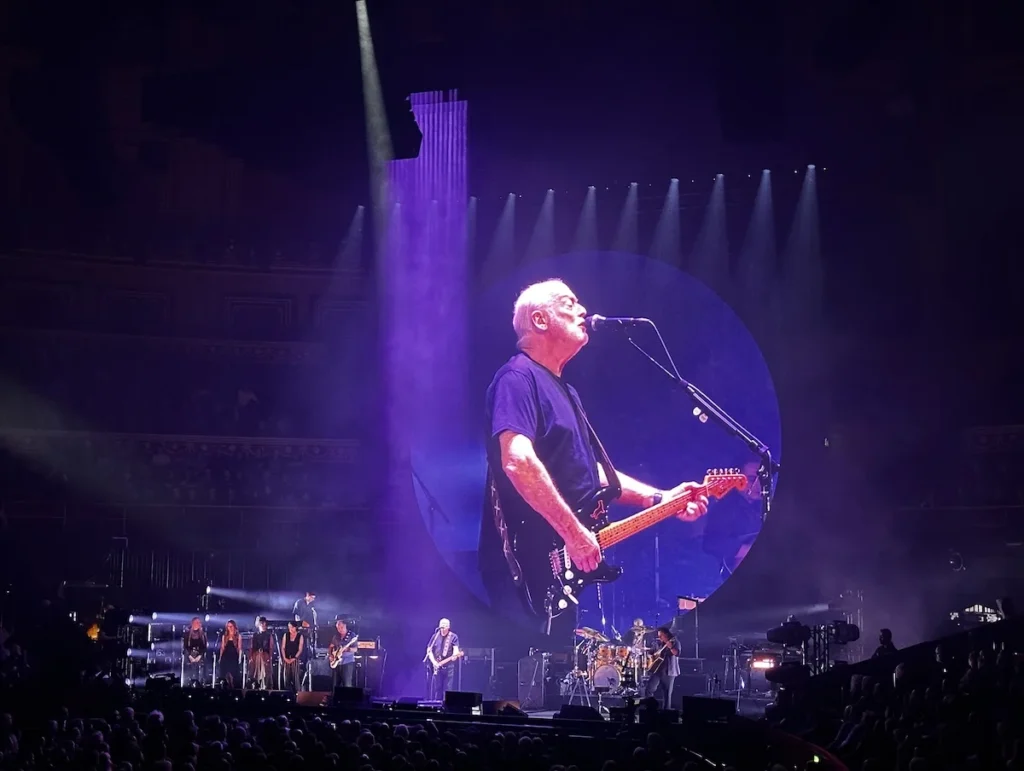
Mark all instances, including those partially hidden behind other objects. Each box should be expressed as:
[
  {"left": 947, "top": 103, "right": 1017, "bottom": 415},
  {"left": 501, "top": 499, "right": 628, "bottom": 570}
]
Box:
[{"left": 508, "top": 469, "right": 748, "bottom": 619}]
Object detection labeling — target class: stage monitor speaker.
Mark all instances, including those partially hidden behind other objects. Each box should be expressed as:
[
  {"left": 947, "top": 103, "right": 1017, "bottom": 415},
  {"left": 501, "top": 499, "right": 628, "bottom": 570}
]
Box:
[
  {"left": 517, "top": 655, "right": 546, "bottom": 711},
  {"left": 295, "top": 691, "right": 331, "bottom": 707},
  {"left": 674, "top": 674, "right": 710, "bottom": 703},
  {"left": 333, "top": 686, "right": 368, "bottom": 706},
  {"left": 555, "top": 704, "right": 603, "bottom": 721},
  {"left": 681, "top": 695, "right": 736, "bottom": 722},
  {"left": 483, "top": 699, "right": 522, "bottom": 716},
  {"left": 444, "top": 690, "right": 482, "bottom": 714}
]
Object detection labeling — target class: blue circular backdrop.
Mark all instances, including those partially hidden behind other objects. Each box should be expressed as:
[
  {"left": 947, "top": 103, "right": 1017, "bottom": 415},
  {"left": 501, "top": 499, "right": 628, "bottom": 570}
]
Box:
[{"left": 410, "top": 252, "right": 781, "bottom": 628}]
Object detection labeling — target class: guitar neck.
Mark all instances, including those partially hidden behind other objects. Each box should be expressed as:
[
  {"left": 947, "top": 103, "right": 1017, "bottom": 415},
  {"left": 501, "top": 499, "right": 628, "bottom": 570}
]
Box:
[{"left": 596, "top": 486, "right": 707, "bottom": 550}]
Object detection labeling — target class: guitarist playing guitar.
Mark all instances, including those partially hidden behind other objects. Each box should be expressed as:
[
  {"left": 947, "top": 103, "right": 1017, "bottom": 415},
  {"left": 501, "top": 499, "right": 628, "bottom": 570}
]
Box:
[
  {"left": 646, "top": 626, "right": 681, "bottom": 709},
  {"left": 480, "top": 280, "right": 713, "bottom": 641},
  {"left": 424, "top": 618, "right": 463, "bottom": 700},
  {"left": 328, "top": 617, "right": 359, "bottom": 688}
]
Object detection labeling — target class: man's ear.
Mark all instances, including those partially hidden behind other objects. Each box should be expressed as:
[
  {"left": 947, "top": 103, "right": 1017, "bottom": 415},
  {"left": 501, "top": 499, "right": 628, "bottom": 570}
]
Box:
[{"left": 531, "top": 309, "right": 549, "bottom": 331}]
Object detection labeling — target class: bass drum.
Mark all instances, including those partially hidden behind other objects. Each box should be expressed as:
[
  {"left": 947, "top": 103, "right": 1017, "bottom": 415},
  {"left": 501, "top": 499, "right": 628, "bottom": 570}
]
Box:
[{"left": 592, "top": 664, "right": 621, "bottom": 690}]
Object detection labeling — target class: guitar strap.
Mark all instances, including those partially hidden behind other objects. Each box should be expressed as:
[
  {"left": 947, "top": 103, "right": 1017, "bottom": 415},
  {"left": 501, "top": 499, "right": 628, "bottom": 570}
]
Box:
[
  {"left": 544, "top": 369, "right": 623, "bottom": 503},
  {"left": 485, "top": 363, "right": 623, "bottom": 598}
]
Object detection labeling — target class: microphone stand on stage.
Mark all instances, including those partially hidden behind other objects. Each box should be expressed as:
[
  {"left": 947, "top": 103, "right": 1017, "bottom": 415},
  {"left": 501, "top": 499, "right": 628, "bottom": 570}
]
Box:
[{"left": 605, "top": 318, "right": 780, "bottom": 525}]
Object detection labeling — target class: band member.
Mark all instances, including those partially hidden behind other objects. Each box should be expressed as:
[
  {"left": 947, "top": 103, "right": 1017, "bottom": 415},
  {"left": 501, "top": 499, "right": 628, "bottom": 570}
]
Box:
[
  {"left": 249, "top": 617, "right": 273, "bottom": 690},
  {"left": 424, "top": 618, "right": 461, "bottom": 700},
  {"left": 623, "top": 618, "right": 653, "bottom": 648},
  {"left": 219, "top": 620, "right": 242, "bottom": 689},
  {"left": 183, "top": 617, "right": 208, "bottom": 686},
  {"left": 281, "top": 620, "right": 305, "bottom": 693},
  {"left": 292, "top": 591, "right": 318, "bottom": 649},
  {"left": 646, "top": 626, "right": 680, "bottom": 709},
  {"left": 703, "top": 459, "right": 762, "bottom": 577},
  {"left": 328, "top": 617, "right": 358, "bottom": 689},
  {"left": 479, "top": 279, "right": 709, "bottom": 639}
]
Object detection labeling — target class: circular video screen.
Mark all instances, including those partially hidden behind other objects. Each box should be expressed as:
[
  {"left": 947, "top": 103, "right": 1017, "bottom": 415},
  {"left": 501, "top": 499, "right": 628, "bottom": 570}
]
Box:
[{"left": 410, "top": 251, "right": 781, "bottom": 634}]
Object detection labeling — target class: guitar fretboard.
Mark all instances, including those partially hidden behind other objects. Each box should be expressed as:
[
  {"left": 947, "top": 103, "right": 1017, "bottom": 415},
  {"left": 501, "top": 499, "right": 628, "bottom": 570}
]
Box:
[{"left": 596, "top": 486, "right": 708, "bottom": 549}]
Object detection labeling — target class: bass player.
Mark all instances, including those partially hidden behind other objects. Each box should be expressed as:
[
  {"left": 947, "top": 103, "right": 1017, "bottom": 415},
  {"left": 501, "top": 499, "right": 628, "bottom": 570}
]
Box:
[
  {"left": 646, "top": 626, "right": 681, "bottom": 709},
  {"left": 479, "top": 279, "right": 710, "bottom": 641},
  {"left": 328, "top": 617, "right": 358, "bottom": 689},
  {"left": 424, "top": 618, "right": 462, "bottom": 700}
]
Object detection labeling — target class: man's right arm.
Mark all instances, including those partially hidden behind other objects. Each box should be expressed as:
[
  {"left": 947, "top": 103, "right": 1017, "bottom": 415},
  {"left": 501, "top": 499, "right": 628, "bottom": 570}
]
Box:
[{"left": 498, "top": 430, "right": 601, "bottom": 572}]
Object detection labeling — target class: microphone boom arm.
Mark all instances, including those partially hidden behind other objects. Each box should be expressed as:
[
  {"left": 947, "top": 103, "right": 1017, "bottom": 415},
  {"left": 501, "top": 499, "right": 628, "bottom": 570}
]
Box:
[{"left": 619, "top": 327, "right": 780, "bottom": 524}]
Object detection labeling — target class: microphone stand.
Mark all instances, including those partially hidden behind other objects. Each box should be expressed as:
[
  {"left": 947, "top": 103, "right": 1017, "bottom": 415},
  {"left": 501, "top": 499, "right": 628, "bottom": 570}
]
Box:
[{"left": 618, "top": 321, "right": 779, "bottom": 524}]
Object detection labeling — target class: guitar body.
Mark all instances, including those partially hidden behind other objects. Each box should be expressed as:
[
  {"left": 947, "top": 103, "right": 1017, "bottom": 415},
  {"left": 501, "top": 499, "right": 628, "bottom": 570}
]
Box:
[
  {"left": 507, "top": 471, "right": 747, "bottom": 621},
  {"left": 329, "top": 637, "right": 359, "bottom": 668},
  {"left": 511, "top": 486, "right": 623, "bottom": 620}
]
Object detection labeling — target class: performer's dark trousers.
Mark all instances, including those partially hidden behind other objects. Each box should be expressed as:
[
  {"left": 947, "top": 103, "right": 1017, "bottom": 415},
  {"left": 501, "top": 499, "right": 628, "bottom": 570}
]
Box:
[
  {"left": 646, "top": 671, "right": 676, "bottom": 709},
  {"left": 425, "top": 663, "right": 453, "bottom": 700},
  {"left": 283, "top": 660, "right": 303, "bottom": 693},
  {"left": 333, "top": 661, "right": 355, "bottom": 689},
  {"left": 184, "top": 658, "right": 205, "bottom": 686}
]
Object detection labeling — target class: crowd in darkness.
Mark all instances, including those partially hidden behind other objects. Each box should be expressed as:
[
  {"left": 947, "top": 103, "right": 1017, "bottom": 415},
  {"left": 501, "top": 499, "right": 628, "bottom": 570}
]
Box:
[{"left": 2, "top": 592, "right": 1023, "bottom": 771}]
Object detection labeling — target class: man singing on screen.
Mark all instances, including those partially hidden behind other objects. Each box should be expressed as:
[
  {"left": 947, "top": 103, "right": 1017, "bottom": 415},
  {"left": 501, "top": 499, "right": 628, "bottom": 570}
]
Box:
[{"left": 478, "top": 279, "right": 709, "bottom": 641}]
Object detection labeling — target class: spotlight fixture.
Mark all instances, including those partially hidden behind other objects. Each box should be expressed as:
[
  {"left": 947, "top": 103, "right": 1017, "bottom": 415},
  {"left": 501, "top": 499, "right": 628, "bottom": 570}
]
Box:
[
  {"left": 766, "top": 617, "right": 812, "bottom": 647},
  {"left": 151, "top": 612, "right": 158, "bottom": 620},
  {"left": 128, "top": 615, "right": 135, "bottom": 624},
  {"left": 808, "top": 164, "right": 816, "bottom": 170},
  {"left": 204, "top": 614, "right": 211, "bottom": 622},
  {"left": 205, "top": 585, "right": 212, "bottom": 595},
  {"left": 830, "top": 620, "right": 860, "bottom": 644}
]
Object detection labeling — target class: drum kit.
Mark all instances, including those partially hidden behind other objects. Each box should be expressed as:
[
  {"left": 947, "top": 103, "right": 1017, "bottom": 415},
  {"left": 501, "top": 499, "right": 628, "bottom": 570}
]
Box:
[{"left": 561, "top": 624, "right": 656, "bottom": 703}]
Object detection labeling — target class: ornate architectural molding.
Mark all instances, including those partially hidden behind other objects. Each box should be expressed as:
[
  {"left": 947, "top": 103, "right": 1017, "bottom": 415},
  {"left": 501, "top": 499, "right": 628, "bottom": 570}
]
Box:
[{"left": 0, "top": 327, "right": 328, "bottom": 364}]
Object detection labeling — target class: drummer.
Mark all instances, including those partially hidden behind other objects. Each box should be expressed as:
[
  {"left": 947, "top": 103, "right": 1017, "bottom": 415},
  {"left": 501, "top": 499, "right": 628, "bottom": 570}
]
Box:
[{"left": 623, "top": 618, "right": 655, "bottom": 648}]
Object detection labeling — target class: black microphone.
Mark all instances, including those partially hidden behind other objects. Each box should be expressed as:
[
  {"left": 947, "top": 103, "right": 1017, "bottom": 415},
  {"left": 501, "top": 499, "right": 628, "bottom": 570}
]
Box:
[{"left": 586, "top": 314, "right": 652, "bottom": 330}]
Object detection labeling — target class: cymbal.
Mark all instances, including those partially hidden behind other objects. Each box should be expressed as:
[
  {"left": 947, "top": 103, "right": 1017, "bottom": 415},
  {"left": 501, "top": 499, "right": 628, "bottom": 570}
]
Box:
[
  {"left": 629, "top": 625, "right": 654, "bottom": 633},
  {"left": 574, "top": 627, "right": 607, "bottom": 641}
]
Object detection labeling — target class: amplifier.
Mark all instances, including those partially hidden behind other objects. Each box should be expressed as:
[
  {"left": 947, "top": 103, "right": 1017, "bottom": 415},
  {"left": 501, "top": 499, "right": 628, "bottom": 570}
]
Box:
[
  {"left": 677, "top": 658, "right": 705, "bottom": 676},
  {"left": 518, "top": 655, "right": 546, "bottom": 710},
  {"left": 462, "top": 647, "right": 495, "bottom": 660},
  {"left": 460, "top": 657, "right": 494, "bottom": 695},
  {"left": 356, "top": 640, "right": 377, "bottom": 650}
]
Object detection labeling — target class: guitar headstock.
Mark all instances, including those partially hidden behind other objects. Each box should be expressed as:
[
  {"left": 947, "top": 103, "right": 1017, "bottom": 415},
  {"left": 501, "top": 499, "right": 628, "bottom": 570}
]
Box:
[{"left": 702, "top": 468, "right": 748, "bottom": 499}]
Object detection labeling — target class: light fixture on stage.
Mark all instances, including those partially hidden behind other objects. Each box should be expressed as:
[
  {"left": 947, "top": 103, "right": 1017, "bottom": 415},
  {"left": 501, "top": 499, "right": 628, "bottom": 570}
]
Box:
[
  {"left": 206, "top": 585, "right": 212, "bottom": 595},
  {"left": 766, "top": 617, "right": 811, "bottom": 647},
  {"left": 831, "top": 620, "right": 860, "bottom": 645},
  {"left": 750, "top": 652, "right": 778, "bottom": 670}
]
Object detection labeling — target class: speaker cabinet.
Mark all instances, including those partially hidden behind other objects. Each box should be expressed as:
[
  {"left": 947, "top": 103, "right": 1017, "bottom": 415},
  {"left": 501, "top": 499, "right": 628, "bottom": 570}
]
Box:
[
  {"left": 517, "top": 655, "right": 546, "bottom": 710},
  {"left": 681, "top": 695, "right": 736, "bottom": 722},
  {"left": 444, "top": 690, "right": 482, "bottom": 713},
  {"left": 295, "top": 691, "right": 331, "bottom": 707},
  {"left": 333, "top": 686, "right": 368, "bottom": 706}
]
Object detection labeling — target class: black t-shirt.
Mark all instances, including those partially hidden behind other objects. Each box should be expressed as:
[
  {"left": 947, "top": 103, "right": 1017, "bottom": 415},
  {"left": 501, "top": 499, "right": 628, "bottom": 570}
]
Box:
[{"left": 481, "top": 353, "right": 601, "bottom": 556}]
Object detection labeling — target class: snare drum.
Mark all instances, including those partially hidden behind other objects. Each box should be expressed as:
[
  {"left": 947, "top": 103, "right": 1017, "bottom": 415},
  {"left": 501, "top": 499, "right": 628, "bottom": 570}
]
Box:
[{"left": 596, "top": 644, "right": 630, "bottom": 666}]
